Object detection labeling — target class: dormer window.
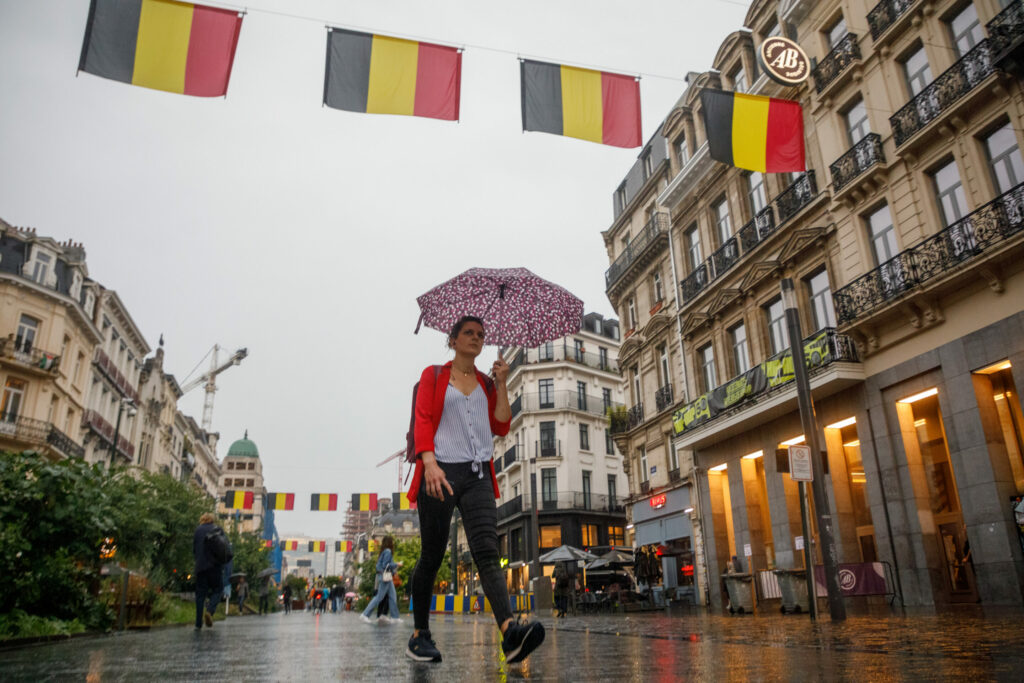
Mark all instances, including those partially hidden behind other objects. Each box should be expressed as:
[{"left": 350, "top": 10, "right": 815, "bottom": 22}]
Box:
[
  {"left": 615, "top": 184, "right": 627, "bottom": 213},
  {"left": 29, "top": 249, "right": 53, "bottom": 287},
  {"left": 642, "top": 151, "right": 653, "bottom": 180}
]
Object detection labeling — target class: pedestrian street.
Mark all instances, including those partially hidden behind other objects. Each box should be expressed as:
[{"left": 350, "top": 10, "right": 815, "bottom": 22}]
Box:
[{"left": 2, "top": 607, "right": 1023, "bottom": 681}]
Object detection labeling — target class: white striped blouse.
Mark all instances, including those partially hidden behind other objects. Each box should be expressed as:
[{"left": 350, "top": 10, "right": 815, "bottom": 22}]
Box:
[{"left": 433, "top": 383, "right": 493, "bottom": 477}]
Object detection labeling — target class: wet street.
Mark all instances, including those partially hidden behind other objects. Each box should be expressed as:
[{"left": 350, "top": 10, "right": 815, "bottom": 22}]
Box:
[{"left": 1, "top": 607, "right": 1023, "bottom": 681}]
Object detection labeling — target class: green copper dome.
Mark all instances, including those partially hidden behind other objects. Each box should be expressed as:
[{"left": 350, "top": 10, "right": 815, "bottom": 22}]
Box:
[{"left": 227, "top": 430, "right": 259, "bottom": 458}]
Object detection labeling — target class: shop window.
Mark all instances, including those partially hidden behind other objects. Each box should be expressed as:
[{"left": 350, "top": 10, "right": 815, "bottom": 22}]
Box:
[
  {"left": 608, "top": 525, "right": 625, "bottom": 546},
  {"left": 581, "top": 524, "right": 598, "bottom": 547},
  {"left": 824, "top": 416, "right": 877, "bottom": 561},
  {"left": 973, "top": 361, "right": 1024, "bottom": 495},
  {"left": 540, "top": 525, "right": 562, "bottom": 548}
]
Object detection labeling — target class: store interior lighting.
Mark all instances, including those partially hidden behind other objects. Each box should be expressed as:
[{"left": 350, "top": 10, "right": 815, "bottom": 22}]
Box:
[
  {"left": 898, "top": 387, "right": 938, "bottom": 404},
  {"left": 826, "top": 417, "right": 857, "bottom": 429}
]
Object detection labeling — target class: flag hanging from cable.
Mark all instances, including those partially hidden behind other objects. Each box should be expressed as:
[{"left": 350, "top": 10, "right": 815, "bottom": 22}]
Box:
[
  {"left": 335, "top": 541, "right": 352, "bottom": 552},
  {"left": 281, "top": 540, "right": 299, "bottom": 551},
  {"left": 392, "top": 492, "right": 416, "bottom": 510},
  {"left": 520, "top": 59, "right": 641, "bottom": 148},
  {"left": 368, "top": 539, "right": 379, "bottom": 553},
  {"left": 268, "top": 493, "right": 295, "bottom": 510},
  {"left": 223, "top": 490, "right": 253, "bottom": 509},
  {"left": 324, "top": 28, "right": 462, "bottom": 120},
  {"left": 308, "top": 541, "right": 326, "bottom": 552},
  {"left": 263, "top": 540, "right": 274, "bottom": 549},
  {"left": 310, "top": 494, "right": 338, "bottom": 511},
  {"left": 78, "top": 0, "right": 243, "bottom": 97},
  {"left": 351, "top": 493, "right": 378, "bottom": 511},
  {"left": 699, "top": 88, "right": 805, "bottom": 173}
]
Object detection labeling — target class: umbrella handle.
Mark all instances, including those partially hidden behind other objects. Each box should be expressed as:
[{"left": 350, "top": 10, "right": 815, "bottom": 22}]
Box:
[{"left": 414, "top": 312, "right": 424, "bottom": 335}]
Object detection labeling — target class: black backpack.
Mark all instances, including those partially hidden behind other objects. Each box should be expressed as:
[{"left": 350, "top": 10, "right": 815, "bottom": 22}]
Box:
[{"left": 205, "top": 526, "right": 234, "bottom": 565}]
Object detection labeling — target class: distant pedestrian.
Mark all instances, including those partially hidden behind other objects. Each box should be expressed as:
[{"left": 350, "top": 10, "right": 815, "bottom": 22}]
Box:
[
  {"left": 405, "top": 316, "right": 545, "bottom": 664},
  {"left": 258, "top": 576, "right": 271, "bottom": 615},
  {"left": 361, "top": 536, "right": 401, "bottom": 625},
  {"left": 283, "top": 584, "right": 293, "bottom": 614},
  {"left": 237, "top": 577, "right": 249, "bottom": 614},
  {"left": 553, "top": 564, "right": 570, "bottom": 618},
  {"left": 192, "top": 512, "right": 232, "bottom": 630}
]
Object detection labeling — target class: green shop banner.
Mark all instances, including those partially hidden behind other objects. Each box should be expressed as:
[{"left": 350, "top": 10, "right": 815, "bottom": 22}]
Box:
[{"left": 673, "top": 330, "right": 834, "bottom": 435}]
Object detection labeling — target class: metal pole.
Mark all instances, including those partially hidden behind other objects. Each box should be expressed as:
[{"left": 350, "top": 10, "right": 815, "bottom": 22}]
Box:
[
  {"left": 450, "top": 510, "right": 459, "bottom": 593},
  {"left": 111, "top": 403, "right": 124, "bottom": 468},
  {"left": 118, "top": 568, "right": 129, "bottom": 630},
  {"left": 798, "top": 481, "right": 817, "bottom": 620},
  {"left": 530, "top": 446, "right": 541, "bottom": 580},
  {"left": 780, "top": 279, "right": 846, "bottom": 621}
]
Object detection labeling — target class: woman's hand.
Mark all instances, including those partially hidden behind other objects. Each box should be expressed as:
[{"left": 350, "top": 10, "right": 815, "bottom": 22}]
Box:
[
  {"left": 492, "top": 356, "right": 509, "bottom": 385},
  {"left": 422, "top": 452, "right": 453, "bottom": 500}
]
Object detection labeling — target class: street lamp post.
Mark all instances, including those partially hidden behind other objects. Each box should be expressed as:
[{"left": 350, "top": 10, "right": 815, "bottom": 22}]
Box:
[
  {"left": 780, "top": 279, "right": 846, "bottom": 621},
  {"left": 110, "top": 397, "right": 137, "bottom": 468}
]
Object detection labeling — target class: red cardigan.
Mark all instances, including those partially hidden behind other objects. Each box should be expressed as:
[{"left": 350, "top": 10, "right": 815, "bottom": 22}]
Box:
[{"left": 407, "top": 361, "right": 511, "bottom": 504}]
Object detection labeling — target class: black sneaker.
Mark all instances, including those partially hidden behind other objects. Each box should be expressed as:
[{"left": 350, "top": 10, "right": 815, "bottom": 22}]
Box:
[
  {"left": 502, "top": 619, "right": 545, "bottom": 663},
  {"left": 406, "top": 630, "right": 442, "bottom": 663}
]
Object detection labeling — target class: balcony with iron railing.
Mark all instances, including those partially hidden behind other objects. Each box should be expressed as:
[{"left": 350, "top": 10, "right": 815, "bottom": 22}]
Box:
[
  {"left": 510, "top": 391, "right": 623, "bottom": 420},
  {"left": 605, "top": 213, "right": 670, "bottom": 296},
  {"left": 497, "top": 492, "right": 627, "bottom": 519},
  {"left": 628, "top": 403, "right": 644, "bottom": 429},
  {"left": 738, "top": 207, "right": 776, "bottom": 253},
  {"left": 93, "top": 348, "right": 140, "bottom": 403},
  {"left": 775, "top": 171, "right": 818, "bottom": 224},
  {"left": 867, "top": 0, "right": 918, "bottom": 44},
  {"left": 503, "top": 444, "right": 519, "bottom": 471},
  {"left": 536, "top": 438, "right": 562, "bottom": 458},
  {"left": 834, "top": 181, "right": 1024, "bottom": 325},
  {"left": 0, "top": 414, "right": 85, "bottom": 459},
  {"left": 507, "top": 341, "right": 620, "bottom": 376},
  {"left": 830, "top": 133, "right": 886, "bottom": 196},
  {"left": 668, "top": 467, "right": 681, "bottom": 482},
  {"left": 0, "top": 336, "right": 61, "bottom": 376},
  {"left": 890, "top": 39, "right": 997, "bottom": 149},
  {"left": 989, "top": 0, "right": 1024, "bottom": 73},
  {"left": 82, "top": 409, "right": 135, "bottom": 460},
  {"left": 497, "top": 495, "right": 523, "bottom": 521},
  {"left": 812, "top": 33, "right": 861, "bottom": 96},
  {"left": 654, "top": 383, "right": 674, "bottom": 413}
]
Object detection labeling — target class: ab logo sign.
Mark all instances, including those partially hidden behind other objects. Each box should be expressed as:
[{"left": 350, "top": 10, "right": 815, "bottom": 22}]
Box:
[{"left": 758, "top": 37, "right": 810, "bottom": 86}]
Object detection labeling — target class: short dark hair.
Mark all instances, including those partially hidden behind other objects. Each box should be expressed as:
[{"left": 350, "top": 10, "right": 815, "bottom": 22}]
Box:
[{"left": 448, "top": 315, "right": 485, "bottom": 347}]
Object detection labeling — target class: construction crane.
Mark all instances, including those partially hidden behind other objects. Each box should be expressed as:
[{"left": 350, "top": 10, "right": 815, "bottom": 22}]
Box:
[
  {"left": 180, "top": 345, "right": 248, "bottom": 431},
  {"left": 376, "top": 448, "right": 407, "bottom": 491}
]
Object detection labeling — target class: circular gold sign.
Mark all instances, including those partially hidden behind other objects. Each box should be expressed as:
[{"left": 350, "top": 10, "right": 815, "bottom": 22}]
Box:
[{"left": 758, "top": 37, "right": 810, "bottom": 86}]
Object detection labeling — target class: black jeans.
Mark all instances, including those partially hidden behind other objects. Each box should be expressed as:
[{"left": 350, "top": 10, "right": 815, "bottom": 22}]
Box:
[
  {"left": 194, "top": 567, "right": 223, "bottom": 628},
  {"left": 412, "top": 461, "right": 513, "bottom": 630},
  {"left": 259, "top": 594, "right": 269, "bottom": 614}
]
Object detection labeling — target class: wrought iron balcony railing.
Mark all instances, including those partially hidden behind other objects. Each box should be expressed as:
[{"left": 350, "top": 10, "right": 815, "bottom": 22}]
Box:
[
  {"left": 0, "top": 336, "right": 61, "bottom": 374},
  {"left": 988, "top": 0, "right": 1024, "bottom": 59},
  {"left": 668, "top": 467, "right": 681, "bottom": 482},
  {"left": 776, "top": 171, "right": 818, "bottom": 224},
  {"left": 497, "top": 495, "right": 523, "bottom": 521},
  {"left": 507, "top": 341, "right": 620, "bottom": 375},
  {"left": 503, "top": 444, "right": 519, "bottom": 470},
  {"left": 0, "top": 414, "right": 84, "bottom": 459},
  {"left": 537, "top": 438, "right": 562, "bottom": 458},
  {"left": 711, "top": 237, "right": 740, "bottom": 278},
  {"left": 640, "top": 481, "right": 651, "bottom": 494},
  {"left": 605, "top": 212, "right": 670, "bottom": 291},
  {"left": 834, "top": 182, "right": 1024, "bottom": 324},
  {"left": 680, "top": 262, "right": 711, "bottom": 302},
  {"left": 93, "top": 347, "right": 139, "bottom": 403},
  {"left": 831, "top": 133, "right": 885, "bottom": 192},
  {"left": 82, "top": 409, "right": 135, "bottom": 460},
  {"left": 812, "top": 33, "right": 861, "bottom": 94},
  {"left": 867, "top": 0, "right": 917, "bottom": 41},
  {"left": 628, "top": 403, "right": 644, "bottom": 429},
  {"left": 510, "top": 394, "right": 522, "bottom": 418},
  {"left": 512, "top": 391, "right": 624, "bottom": 418},
  {"left": 498, "top": 492, "right": 627, "bottom": 517},
  {"left": 680, "top": 237, "right": 741, "bottom": 303},
  {"left": 609, "top": 408, "right": 630, "bottom": 435},
  {"left": 890, "top": 39, "right": 996, "bottom": 147},
  {"left": 655, "top": 383, "right": 674, "bottom": 413},
  {"left": 738, "top": 207, "right": 776, "bottom": 253}
]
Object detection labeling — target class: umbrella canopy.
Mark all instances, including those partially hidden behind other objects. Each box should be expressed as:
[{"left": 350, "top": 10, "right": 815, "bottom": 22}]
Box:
[
  {"left": 415, "top": 267, "right": 583, "bottom": 348},
  {"left": 585, "top": 550, "right": 634, "bottom": 571},
  {"left": 345, "top": 592, "right": 357, "bottom": 598},
  {"left": 229, "top": 572, "right": 246, "bottom": 579},
  {"left": 256, "top": 567, "right": 277, "bottom": 579},
  {"left": 538, "top": 545, "right": 598, "bottom": 563}
]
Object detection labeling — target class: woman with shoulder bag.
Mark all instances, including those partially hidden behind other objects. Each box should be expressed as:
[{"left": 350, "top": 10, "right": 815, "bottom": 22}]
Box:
[{"left": 360, "top": 536, "right": 402, "bottom": 624}]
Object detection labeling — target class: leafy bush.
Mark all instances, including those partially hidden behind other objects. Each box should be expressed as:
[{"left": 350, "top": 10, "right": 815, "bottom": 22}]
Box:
[
  {"left": 356, "top": 538, "right": 448, "bottom": 598},
  {"left": 0, "top": 610, "right": 85, "bottom": 640}
]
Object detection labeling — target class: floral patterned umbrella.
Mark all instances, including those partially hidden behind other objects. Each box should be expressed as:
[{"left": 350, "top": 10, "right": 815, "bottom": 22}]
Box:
[{"left": 415, "top": 267, "right": 584, "bottom": 347}]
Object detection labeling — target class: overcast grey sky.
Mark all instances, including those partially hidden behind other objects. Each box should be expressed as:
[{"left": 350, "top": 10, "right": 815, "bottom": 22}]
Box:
[{"left": 0, "top": 0, "right": 747, "bottom": 538}]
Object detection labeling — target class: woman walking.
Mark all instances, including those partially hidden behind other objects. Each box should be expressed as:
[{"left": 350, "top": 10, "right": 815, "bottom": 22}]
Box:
[
  {"left": 405, "top": 315, "right": 545, "bottom": 664},
  {"left": 361, "top": 536, "right": 401, "bottom": 624}
]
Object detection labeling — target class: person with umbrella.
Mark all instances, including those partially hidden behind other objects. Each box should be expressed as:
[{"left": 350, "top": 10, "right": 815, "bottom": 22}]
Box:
[{"left": 405, "top": 315, "right": 546, "bottom": 665}]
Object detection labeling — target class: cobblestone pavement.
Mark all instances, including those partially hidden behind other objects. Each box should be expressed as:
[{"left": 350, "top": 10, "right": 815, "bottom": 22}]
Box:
[{"left": 1, "top": 606, "right": 1022, "bottom": 681}]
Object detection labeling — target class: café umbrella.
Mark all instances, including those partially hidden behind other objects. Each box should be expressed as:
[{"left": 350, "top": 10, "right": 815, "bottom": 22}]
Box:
[{"left": 414, "top": 267, "right": 584, "bottom": 347}]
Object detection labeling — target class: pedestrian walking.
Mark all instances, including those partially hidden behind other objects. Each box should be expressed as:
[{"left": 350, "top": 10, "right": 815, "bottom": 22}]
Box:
[
  {"left": 360, "top": 536, "right": 402, "bottom": 625},
  {"left": 283, "top": 583, "right": 293, "bottom": 614},
  {"left": 192, "top": 512, "right": 232, "bottom": 630},
  {"left": 405, "top": 316, "right": 545, "bottom": 664},
  {"left": 553, "top": 563, "right": 570, "bottom": 618},
  {"left": 236, "top": 577, "right": 249, "bottom": 614},
  {"left": 258, "top": 576, "right": 271, "bottom": 615}
]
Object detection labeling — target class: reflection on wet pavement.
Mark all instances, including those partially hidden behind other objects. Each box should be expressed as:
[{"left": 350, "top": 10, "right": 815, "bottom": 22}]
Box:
[{"left": 1, "top": 606, "right": 1022, "bottom": 681}]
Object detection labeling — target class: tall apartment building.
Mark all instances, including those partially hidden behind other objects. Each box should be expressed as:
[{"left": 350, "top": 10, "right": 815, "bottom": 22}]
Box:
[
  {"left": 0, "top": 222, "right": 95, "bottom": 460},
  {"left": 493, "top": 312, "right": 628, "bottom": 591},
  {"left": 603, "top": 0, "right": 1024, "bottom": 609},
  {"left": 81, "top": 286, "right": 149, "bottom": 468}
]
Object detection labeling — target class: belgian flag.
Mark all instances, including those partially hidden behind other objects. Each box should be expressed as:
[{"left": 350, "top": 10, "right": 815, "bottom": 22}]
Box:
[
  {"left": 223, "top": 490, "right": 253, "bottom": 510},
  {"left": 392, "top": 492, "right": 416, "bottom": 510},
  {"left": 310, "top": 494, "right": 338, "bottom": 511},
  {"left": 280, "top": 540, "right": 299, "bottom": 551},
  {"left": 268, "top": 493, "right": 295, "bottom": 510},
  {"left": 368, "top": 539, "right": 379, "bottom": 553},
  {"left": 335, "top": 540, "right": 352, "bottom": 552},
  {"left": 351, "top": 493, "right": 378, "bottom": 511},
  {"left": 308, "top": 541, "right": 326, "bottom": 552},
  {"left": 699, "top": 88, "right": 805, "bottom": 173},
  {"left": 263, "top": 540, "right": 274, "bottom": 549}
]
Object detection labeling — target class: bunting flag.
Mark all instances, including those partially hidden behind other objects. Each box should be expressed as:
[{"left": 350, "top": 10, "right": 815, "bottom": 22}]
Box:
[
  {"left": 392, "top": 492, "right": 416, "bottom": 510},
  {"left": 335, "top": 540, "right": 353, "bottom": 552},
  {"left": 78, "top": 0, "right": 243, "bottom": 97},
  {"left": 368, "top": 539, "right": 379, "bottom": 553},
  {"left": 520, "top": 59, "right": 641, "bottom": 148},
  {"left": 308, "top": 541, "right": 327, "bottom": 553},
  {"left": 223, "top": 490, "right": 253, "bottom": 509},
  {"left": 310, "top": 494, "right": 338, "bottom": 511},
  {"left": 351, "top": 493, "right": 378, "bottom": 511},
  {"left": 263, "top": 540, "right": 274, "bottom": 549},
  {"left": 280, "top": 540, "right": 299, "bottom": 551},
  {"left": 699, "top": 88, "right": 805, "bottom": 173},
  {"left": 324, "top": 29, "right": 462, "bottom": 121},
  {"left": 268, "top": 493, "right": 295, "bottom": 510}
]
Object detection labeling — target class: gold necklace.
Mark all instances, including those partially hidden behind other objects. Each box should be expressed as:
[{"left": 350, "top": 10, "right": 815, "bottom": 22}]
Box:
[{"left": 452, "top": 364, "right": 474, "bottom": 377}]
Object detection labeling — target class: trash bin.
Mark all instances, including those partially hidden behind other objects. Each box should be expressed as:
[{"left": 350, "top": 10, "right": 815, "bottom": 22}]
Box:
[
  {"left": 651, "top": 586, "right": 665, "bottom": 608},
  {"left": 773, "top": 569, "right": 810, "bottom": 614},
  {"left": 722, "top": 573, "right": 755, "bottom": 614}
]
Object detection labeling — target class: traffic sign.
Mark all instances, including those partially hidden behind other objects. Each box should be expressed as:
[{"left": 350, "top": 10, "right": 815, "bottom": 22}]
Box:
[{"left": 789, "top": 444, "right": 813, "bottom": 481}]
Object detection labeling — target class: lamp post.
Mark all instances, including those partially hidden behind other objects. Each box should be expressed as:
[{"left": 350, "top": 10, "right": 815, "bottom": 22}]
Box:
[
  {"left": 780, "top": 278, "right": 846, "bottom": 621},
  {"left": 110, "top": 397, "right": 137, "bottom": 468}
]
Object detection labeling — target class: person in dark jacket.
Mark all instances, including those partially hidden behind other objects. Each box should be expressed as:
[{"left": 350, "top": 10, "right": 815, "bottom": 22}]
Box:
[{"left": 193, "top": 512, "right": 225, "bottom": 629}]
